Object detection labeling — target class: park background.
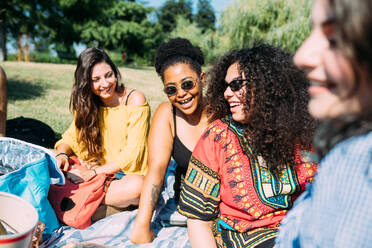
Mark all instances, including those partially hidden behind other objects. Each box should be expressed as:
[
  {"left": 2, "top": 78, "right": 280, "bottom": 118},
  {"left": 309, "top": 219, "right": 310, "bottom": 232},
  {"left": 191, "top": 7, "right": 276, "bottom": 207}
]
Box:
[{"left": 0, "top": 0, "right": 313, "bottom": 137}]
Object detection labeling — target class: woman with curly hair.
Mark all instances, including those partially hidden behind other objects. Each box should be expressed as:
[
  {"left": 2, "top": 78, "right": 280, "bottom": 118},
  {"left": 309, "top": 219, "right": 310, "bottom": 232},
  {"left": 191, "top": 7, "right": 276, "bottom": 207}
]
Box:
[
  {"left": 178, "top": 44, "right": 317, "bottom": 248},
  {"left": 54, "top": 47, "right": 149, "bottom": 209},
  {"left": 131, "top": 38, "right": 209, "bottom": 244},
  {"left": 276, "top": 0, "right": 372, "bottom": 246}
]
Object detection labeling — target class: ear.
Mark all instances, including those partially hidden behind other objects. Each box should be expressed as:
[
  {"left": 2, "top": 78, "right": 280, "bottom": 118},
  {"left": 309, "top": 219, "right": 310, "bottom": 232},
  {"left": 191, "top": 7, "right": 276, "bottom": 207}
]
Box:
[{"left": 199, "top": 72, "right": 207, "bottom": 87}]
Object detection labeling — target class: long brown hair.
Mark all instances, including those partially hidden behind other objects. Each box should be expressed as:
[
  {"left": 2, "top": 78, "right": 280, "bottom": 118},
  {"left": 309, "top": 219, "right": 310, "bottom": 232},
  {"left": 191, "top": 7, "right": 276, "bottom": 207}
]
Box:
[
  {"left": 331, "top": 0, "right": 372, "bottom": 101},
  {"left": 70, "top": 47, "right": 124, "bottom": 159}
]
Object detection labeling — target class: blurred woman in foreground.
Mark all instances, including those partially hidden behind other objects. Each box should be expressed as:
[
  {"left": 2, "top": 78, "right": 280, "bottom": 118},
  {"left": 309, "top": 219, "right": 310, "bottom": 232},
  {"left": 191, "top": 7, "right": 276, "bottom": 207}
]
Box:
[{"left": 276, "top": 0, "right": 372, "bottom": 246}]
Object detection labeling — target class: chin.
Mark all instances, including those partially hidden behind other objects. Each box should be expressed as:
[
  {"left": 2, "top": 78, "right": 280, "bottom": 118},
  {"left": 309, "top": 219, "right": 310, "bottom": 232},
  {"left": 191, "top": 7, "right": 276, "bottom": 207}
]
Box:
[
  {"left": 308, "top": 99, "right": 337, "bottom": 120},
  {"left": 232, "top": 114, "right": 246, "bottom": 124}
]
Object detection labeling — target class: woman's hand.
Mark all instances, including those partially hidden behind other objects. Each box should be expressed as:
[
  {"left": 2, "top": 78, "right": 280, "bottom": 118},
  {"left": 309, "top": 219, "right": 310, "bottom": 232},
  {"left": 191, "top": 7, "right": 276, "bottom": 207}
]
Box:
[
  {"left": 66, "top": 167, "right": 96, "bottom": 184},
  {"left": 56, "top": 153, "right": 70, "bottom": 171},
  {"left": 130, "top": 222, "right": 156, "bottom": 244}
]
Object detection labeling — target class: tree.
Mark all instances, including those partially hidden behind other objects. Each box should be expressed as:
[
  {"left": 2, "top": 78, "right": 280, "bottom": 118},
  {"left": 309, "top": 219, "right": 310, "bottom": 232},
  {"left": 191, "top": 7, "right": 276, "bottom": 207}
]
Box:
[
  {"left": 43, "top": 0, "right": 111, "bottom": 53},
  {"left": 194, "top": 0, "right": 215, "bottom": 33},
  {"left": 170, "top": 16, "right": 219, "bottom": 63},
  {"left": 80, "top": 1, "right": 163, "bottom": 59},
  {"left": 219, "top": 0, "right": 313, "bottom": 52},
  {"left": 0, "top": 0, "right": 49, "bottom": 61},
  {"left": 0, "top": 0, "right": 6, "bottom": 61},
  {"left": 157, "top": 0, "right": 193, "bottom": 33}
]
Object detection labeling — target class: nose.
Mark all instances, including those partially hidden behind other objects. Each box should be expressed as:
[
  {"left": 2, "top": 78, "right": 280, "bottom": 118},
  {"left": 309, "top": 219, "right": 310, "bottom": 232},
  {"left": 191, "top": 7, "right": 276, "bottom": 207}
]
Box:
[
  {"left": 224, "top": 84, "right": 234, "bottom": 99},
  {"left": 100, "top": 77, "right": 110, "bottom": 87},
  {"left": 176, "top": 87, "right": 187, "bottom": 98},
  {"left": 293, "top": 30, "right": 328, "bottom": 82},
  {"left": 294, "top": 33, "right": 320, "bottom": 71}
]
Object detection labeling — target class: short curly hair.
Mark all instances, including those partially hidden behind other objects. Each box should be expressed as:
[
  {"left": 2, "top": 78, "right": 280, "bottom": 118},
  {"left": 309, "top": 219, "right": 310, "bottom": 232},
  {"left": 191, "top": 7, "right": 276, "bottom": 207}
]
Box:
[
  {"left": 154, "top": 37, "right": 204, "bottom": 81},
  {"left": 206, "top": 44, "right": 315, "bottom": 175}
]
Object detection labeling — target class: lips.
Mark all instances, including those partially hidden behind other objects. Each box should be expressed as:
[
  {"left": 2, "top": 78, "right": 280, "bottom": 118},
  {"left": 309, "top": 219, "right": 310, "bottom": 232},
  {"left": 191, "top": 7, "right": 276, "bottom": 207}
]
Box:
[
  {"left": 228, "top": 102, "right": 245, "bottom": 114},
  {"left": 177, "top": 97, "right": 194, "bottom": 109},
  {"left": 308, "top": 80, "right": 336, "bottom": 95},
  {"left": 99, "top": 85, "right": 113, "bottom": 94}
]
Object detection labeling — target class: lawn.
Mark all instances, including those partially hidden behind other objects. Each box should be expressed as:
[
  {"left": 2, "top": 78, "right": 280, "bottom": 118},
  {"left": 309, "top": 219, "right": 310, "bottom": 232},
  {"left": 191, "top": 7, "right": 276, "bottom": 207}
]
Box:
[{"left": 1, "top": 61, "right": 167, "bottom": 137}]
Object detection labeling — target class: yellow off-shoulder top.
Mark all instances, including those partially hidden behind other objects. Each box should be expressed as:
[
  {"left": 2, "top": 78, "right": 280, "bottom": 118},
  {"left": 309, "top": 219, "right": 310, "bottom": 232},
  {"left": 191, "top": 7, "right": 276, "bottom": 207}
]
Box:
[{"left": 55, "top": 102, "right": 150, "bottom": 175}]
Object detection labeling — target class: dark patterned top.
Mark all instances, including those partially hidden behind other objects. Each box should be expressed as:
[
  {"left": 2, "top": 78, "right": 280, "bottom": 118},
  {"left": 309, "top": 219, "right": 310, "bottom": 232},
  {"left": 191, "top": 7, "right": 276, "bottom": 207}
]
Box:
[{"left": 178, "top": 116, "right": 317, "bottom": 248}]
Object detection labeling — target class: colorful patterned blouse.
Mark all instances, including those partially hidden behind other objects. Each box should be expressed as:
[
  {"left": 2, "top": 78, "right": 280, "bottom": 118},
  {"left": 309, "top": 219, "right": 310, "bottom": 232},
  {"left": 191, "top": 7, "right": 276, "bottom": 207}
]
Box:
[{"left": 178, "top": 116, "right": 317, "bottom": 248}]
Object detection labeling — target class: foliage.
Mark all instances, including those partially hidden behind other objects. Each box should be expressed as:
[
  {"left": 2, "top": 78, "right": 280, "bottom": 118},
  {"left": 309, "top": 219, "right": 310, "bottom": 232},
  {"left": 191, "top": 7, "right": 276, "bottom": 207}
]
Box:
[
  {"left": 43, "top": 0, "right": 111, "bottom": 53},
  {"left": 157, "top": 0, "right": 193, "bottom": 33},
  {"left": 194, "top": 0, "right": 216, "bottom": 33},
  {"left": 169, "top": 16, "right": 219, "bottom": 64},
  {"left": 219, "top": 0, "right": 313, "bottom": 53},
  {"left": 79, "top": 1, "right": 163, "bottom": 61}
]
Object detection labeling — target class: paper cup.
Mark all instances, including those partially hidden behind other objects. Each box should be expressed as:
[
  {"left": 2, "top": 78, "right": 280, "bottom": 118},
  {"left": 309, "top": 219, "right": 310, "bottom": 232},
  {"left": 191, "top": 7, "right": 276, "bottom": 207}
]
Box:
[{"left": 0, "top": 192, "right": 38, "bottom": 248}]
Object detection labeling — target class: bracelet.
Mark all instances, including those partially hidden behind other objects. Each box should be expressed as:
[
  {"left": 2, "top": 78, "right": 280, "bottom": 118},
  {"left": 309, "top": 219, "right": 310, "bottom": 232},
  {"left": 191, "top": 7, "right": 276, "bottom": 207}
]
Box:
[
  {"left": 56, "top": 153, "right": 69, "bottom": 159},
  {"left": 92, "top": 169, "right": 97, "bottom": 175}
]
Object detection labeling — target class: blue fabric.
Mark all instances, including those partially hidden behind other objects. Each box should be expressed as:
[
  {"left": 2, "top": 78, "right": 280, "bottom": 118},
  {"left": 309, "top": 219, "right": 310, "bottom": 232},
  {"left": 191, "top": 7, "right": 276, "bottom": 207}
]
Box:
[
  {"left": 41, "top": 159, "right": 190, "bottom": 248},
  {"left": 0, "top": 137, "right": 65, "bottom": 238},
  {"left": 276, "top": 132, "right": 372, "bottom": 248}
]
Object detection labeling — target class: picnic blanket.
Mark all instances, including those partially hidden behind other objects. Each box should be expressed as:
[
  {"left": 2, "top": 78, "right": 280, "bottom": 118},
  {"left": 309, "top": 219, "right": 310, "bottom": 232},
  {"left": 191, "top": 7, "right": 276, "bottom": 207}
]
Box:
[{"left": 42, "top": 161, "right": 191, "bottom": 248}]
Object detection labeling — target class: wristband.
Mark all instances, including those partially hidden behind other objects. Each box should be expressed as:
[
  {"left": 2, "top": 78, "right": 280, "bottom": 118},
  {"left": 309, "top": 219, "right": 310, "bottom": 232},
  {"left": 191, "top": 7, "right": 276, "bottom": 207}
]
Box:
[{"left": 56, "top": 153, "right": 69, "bottom": 159}]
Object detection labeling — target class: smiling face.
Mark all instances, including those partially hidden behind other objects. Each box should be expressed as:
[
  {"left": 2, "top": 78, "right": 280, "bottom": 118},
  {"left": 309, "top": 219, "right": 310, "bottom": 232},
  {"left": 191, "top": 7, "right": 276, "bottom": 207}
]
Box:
[
  {"left": 294, "top": 0, "right": 372, "bottom": 120},
  {"left": 163, "top": 63, "right": 204, "bottom": 116},
  {"left": 90, "top": 62, "right": 117, "bottom": 105},
  {"left": 224, "top": 62, "right": 251, "bottom": 124}
]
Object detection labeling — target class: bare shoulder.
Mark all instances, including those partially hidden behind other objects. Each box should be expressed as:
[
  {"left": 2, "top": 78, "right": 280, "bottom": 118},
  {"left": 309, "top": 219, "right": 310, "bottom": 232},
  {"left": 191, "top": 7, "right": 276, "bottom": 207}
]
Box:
[
  {"left": 125, "top": 88, "right": 147, "bottom": 106},
  {"left": 150, "top": 102, "right": 172, "bottom": 126},
  {"left": 149, "top": 102, "right": 173, "bottom": 138},
  {"left": 153, "top": 102, "right": 172, "bottom": 119}
]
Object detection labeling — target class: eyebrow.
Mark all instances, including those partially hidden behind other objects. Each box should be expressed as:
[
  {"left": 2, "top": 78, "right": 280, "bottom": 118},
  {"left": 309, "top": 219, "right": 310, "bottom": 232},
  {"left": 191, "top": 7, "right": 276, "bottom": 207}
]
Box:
[{"left": 165, "top": 76, "right": 193, "bottom": 85}]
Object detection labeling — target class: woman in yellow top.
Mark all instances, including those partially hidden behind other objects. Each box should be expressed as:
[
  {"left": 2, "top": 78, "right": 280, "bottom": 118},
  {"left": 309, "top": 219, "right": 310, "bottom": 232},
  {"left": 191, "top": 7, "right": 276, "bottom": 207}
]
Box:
[{"left": 54, "top": 47, "right": 150, "bottom": 208}]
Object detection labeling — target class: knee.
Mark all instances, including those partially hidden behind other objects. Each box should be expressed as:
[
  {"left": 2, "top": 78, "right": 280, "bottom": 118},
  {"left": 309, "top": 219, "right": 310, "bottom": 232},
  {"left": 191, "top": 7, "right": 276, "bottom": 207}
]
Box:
[{"left": 128, "top": 175, "right": 144, "bottom": 199}]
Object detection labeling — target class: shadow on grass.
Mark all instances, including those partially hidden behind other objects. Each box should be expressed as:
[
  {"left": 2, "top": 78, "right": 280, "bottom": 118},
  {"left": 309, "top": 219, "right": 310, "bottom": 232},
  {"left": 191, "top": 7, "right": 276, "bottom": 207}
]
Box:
[{"left": 7, "top": 79, "right": 46, "bottom": 101}]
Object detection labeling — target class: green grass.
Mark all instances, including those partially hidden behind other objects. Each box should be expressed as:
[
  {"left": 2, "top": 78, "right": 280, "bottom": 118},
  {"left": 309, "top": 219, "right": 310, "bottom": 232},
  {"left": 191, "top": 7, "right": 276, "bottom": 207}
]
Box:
[{"left": 1, "top": 61, "right": 167, "bottom": 137}]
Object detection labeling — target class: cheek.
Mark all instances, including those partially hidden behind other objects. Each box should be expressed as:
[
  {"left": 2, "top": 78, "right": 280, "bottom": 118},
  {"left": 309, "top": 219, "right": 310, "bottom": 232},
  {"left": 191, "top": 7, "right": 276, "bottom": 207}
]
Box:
[{"left": 324, "top": 52, "right": 355, "bottom": 93}]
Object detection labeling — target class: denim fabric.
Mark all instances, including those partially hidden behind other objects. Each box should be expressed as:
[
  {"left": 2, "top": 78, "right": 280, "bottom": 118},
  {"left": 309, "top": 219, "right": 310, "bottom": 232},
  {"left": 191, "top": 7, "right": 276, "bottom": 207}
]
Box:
[{"left": 276, "top": 132, "right": 372, "bottom": 247}]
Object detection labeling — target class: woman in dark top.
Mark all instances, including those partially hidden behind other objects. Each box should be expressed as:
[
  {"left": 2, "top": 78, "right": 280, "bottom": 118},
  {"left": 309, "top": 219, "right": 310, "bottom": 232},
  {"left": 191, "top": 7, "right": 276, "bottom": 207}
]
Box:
[{"left": 131, "top": 38, "right": 209, "bottom": 244}]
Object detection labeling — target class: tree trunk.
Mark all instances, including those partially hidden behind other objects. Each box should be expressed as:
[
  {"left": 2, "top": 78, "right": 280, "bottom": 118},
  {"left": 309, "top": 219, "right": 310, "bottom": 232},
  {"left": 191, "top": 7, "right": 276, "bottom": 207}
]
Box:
[
  {"left": 24, "top": 44, "right": 29, "bottom": 62},
  {"left": 16, "top": 36, "right": 22, "bottom": 62},
  {"left": 0, "top": 0, "right": 7, "bottom": 61}
]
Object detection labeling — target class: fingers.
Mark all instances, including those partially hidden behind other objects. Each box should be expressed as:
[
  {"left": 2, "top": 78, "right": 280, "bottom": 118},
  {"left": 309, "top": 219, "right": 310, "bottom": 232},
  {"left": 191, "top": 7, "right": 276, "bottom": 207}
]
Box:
[{"left": 56, "top": 156, "right": 70, "bottom": 171}]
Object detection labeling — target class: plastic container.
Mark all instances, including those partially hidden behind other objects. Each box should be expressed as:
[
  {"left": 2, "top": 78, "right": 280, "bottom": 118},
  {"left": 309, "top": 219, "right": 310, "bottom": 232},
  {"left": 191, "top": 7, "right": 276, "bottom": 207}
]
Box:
[{"left": 0, "top": 192, "right": 38, "bottom": 248}]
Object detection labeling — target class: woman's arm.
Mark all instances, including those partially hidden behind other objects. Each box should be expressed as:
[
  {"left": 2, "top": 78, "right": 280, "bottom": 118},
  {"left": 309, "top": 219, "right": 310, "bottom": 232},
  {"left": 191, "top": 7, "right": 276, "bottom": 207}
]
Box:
[
  {"left": 131, "top": 103, "right": 174, "bottom": 244},
  {"left": 187, "top": 219, "right": 217, "bottom": 248},
  {"left": 54, "top": 143, "right": 73, "bottom": 171}
]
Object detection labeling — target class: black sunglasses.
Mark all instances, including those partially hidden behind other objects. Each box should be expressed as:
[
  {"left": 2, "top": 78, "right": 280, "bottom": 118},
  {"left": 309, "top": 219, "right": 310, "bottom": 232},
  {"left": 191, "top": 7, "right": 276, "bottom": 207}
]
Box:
[
  {"left": 224, "top": 79, "right": 248, "bottom": 92},
  {"left": 163, "top": 80, "right": 196, "bottom": 96}
]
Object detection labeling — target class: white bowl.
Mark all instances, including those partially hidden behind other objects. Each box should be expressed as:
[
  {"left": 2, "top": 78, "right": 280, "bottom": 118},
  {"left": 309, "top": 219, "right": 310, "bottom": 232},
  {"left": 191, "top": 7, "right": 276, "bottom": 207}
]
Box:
[{"left": 0, "top": 192, "right": 38, "bottom": 248}]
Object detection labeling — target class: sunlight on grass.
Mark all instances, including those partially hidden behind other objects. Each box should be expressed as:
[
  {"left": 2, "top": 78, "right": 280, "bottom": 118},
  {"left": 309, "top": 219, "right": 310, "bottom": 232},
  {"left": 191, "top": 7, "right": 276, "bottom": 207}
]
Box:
[{"left": 1, "top": 62, "right": 167, "bottom": 136}]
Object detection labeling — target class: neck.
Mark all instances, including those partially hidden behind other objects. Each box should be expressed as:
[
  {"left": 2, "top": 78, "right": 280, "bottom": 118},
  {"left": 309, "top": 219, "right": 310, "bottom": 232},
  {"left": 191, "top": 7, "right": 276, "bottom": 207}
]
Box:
[{"left": 101, "top": 91, "right": 121, "bottom": 107}]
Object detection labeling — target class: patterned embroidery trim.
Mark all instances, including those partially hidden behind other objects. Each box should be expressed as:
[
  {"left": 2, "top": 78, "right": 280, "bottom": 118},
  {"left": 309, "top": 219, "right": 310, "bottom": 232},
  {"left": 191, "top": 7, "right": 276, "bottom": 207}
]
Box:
[
  {"left": 222, "top": 227, "right": 278, "bottom": 248},
  {"left": 221, "top": 116, "right": 301, "bottom": 209},
  {"left": 190, "top": 156, "right": 220, "bottom": 180}
]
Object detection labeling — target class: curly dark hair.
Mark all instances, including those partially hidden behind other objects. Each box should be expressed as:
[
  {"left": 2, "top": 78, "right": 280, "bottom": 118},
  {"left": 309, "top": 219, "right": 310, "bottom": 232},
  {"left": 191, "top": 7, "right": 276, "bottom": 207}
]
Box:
[
  {"left": 154, "top": 37, "right": 204, "bottom": 81},
  {"left": 206, "top": 44, "right": 315, "bottom": 175},
  {"left": 70, "top": 47, "right": 124, "bottom": 159}
]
